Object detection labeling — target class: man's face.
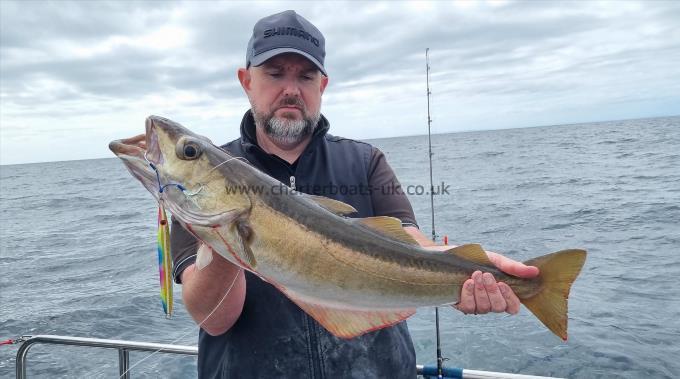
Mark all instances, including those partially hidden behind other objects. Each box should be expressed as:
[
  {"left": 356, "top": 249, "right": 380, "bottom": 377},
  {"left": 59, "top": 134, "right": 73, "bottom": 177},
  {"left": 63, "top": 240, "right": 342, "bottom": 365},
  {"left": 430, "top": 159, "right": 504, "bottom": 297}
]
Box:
[{"left": 238, "top": 53, "right": 328, "bottom": 147}]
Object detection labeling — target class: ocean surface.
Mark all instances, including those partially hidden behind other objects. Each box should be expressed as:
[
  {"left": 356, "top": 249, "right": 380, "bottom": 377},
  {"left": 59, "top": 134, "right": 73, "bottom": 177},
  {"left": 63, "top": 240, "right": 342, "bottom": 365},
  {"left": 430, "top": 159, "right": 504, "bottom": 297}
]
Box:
[{"left": 1, "top": 116, "right": 679, "bottom": 378}]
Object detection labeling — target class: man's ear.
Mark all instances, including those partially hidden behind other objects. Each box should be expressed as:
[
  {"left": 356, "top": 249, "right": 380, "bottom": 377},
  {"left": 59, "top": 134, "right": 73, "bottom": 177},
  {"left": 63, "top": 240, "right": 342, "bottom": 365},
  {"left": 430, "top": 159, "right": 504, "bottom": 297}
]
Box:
[
  {"left": 319, "top": 75, "right": 329, "bottom": 95},
  {"left": 238, "top": 68, "right": 251, "bottom": 92}
]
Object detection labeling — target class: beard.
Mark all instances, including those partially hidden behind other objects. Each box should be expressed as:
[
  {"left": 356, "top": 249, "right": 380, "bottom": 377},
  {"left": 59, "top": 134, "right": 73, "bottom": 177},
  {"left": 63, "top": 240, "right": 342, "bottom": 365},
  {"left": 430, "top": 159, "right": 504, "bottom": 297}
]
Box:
[{"left": 252, "top": 97, "right": 321, "bottom": 147}]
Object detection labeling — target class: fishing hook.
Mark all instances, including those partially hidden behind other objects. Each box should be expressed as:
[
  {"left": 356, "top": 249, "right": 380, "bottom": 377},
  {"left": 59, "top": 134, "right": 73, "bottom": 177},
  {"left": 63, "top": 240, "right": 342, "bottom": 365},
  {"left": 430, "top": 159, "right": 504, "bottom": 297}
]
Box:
[
  {"left": 145, "top": 151, "right": 204, "bottom": 197},
  {"left": 143, "top": 152, "right": 249, "bottom": 198}
]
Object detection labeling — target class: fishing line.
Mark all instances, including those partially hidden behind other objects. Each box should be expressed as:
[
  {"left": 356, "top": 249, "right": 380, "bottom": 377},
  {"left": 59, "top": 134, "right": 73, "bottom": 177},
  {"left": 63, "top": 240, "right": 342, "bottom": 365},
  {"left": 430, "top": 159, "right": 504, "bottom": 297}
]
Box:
[
  {"left": 109, "top": 153, "right": 251, "bottom": 377},
  {"left": 205, "top": 156, "right": 251, "bottom": 175},
  {"left": 189, "top": 156, "right": 251, "bottom": 192},
  {"left": 145, "top": 151, "right": 250, "bottom": 197},
  {"left": 116, "top": 268, "right": 244, "bottom": 379},
  {"left": 144, "top": 151, "right": 187, "bottom": 194}
]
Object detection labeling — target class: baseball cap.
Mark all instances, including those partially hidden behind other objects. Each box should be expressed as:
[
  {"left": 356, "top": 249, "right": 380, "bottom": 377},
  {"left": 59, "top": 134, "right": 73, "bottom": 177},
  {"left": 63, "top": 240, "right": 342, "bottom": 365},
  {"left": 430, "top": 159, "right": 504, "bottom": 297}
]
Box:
[{"left": 246, "top": 10, "right": 327, "bottom": 76}]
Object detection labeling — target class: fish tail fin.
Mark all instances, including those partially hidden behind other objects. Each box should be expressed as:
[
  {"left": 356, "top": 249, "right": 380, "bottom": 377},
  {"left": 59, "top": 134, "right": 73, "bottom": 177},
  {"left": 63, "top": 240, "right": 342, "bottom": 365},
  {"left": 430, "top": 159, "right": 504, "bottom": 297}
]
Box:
[{"left": 520, "top": 249, "right": 586, "bottom": 341}]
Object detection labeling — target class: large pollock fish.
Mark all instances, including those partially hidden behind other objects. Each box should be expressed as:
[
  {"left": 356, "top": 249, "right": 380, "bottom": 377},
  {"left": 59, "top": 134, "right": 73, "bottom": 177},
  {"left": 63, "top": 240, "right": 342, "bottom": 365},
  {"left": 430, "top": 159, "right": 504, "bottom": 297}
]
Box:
[{"left": 110, "top": 116, "right": 587, "bottom": 340}]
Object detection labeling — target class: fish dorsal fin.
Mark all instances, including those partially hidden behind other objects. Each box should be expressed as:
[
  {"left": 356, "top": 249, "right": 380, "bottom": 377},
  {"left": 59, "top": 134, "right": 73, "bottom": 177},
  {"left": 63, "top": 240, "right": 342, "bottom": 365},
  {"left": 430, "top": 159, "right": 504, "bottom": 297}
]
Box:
[
  {"left": 445, "top": 244, "right": 493, "bottom": 265},
  {"left": 357, "top": 216, "right": 419, "bottom": 246},
  {"left": 307, "top": 195, "right": 358, "bottom": 216},
  {"left": 277, "top": 286, "right": 415, "bottom": 339}
]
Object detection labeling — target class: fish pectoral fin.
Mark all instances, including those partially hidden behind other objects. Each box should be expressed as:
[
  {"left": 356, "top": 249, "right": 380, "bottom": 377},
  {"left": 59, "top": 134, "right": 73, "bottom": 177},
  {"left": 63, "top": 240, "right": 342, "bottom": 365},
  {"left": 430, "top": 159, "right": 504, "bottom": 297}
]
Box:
[
  {"left": 445, "top": 244, "right": 493, "bottom": 265},
  {"left": 232, "top": 219, "right": 257, "bottom": 268},
  {"left": 238, "top": 240, "right": 257, "bottom": 268},
  {"left": 195, "top": 243, "right": 214, "bottom": 270},
  {"left": 307, "top": 194, "right": 358, "bottom": 216},
  {"left": 357, "top": 216, "right": 419, "bottom": 246},
  {"left": 282, "top": 290, "right": 415, "bottom": 339}
]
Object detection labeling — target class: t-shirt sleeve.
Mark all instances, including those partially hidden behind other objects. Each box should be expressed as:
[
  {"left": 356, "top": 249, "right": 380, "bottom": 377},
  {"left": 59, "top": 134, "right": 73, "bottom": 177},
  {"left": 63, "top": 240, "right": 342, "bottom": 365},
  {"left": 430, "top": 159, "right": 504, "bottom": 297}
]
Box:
[
  {"left": 368, "top": 147, "right": 419, "bottom": 227},
  {"left": 170, "top": 217, "right": 198, "bottom": 284}
]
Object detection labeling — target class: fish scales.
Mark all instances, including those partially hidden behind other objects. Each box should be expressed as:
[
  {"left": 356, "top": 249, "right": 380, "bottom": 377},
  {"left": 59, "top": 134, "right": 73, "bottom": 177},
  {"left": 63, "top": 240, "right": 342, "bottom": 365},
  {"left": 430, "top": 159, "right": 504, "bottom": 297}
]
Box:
[{"left": 110, "top": 115, "right": 587, "bottom": 340}]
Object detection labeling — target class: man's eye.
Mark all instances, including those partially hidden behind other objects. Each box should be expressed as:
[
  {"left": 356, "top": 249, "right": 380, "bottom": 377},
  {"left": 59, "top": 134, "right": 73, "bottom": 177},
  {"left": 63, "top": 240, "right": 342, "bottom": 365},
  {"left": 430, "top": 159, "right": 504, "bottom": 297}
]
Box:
[
  {"left": 301, "top": 75, "right": 313, "bottom": 81},
  {"left": 268, "top": 72, "right": 282, "bottom": 78}
]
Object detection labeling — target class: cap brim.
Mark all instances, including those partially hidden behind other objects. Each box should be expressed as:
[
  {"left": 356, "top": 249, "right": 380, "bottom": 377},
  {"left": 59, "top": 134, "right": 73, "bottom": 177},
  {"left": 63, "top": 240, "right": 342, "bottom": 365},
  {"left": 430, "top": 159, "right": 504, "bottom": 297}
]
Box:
[{"left": 250, "top": 47, "right": 327, "bottom": 76}]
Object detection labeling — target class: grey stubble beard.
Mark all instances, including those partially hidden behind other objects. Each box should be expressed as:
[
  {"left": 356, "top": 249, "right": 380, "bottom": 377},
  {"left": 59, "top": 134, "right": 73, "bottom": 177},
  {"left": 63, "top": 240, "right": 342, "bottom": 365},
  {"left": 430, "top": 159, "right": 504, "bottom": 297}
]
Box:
[{"left": 251, "top": 100, "right": 321, "bottom": 147}]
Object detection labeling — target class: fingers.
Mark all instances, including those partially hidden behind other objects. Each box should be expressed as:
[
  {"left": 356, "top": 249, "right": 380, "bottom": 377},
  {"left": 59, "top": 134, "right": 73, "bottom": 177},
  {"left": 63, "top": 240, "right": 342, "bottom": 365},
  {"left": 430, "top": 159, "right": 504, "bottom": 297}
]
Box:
[
  {"left": 116, "top": 134, "right": 148, "bottom": 155},
  {"left": 482, "top": 273, "right": 507, "bottom": 313},
  {"left": 454, "top": 271, "right": 520, "bottom": 316},
  {"left": 122, "top": 133, "right": 146, "bottom": 147},
  {"left": 499, "top": 282, "right": 520, "bottom": 315},
  {"left": 473, "top": 271, "right": 491, "bottom": 313},
  {"left": 487, "top": 251, "right": 540, "bottom": 278},
  {"left": 454, "top": 278, "right": 476, "bottom": 314}
]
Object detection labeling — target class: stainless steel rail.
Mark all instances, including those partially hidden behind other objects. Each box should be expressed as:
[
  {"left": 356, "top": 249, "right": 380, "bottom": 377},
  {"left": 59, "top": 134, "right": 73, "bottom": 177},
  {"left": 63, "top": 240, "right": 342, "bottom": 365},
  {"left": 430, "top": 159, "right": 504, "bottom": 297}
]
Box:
[
  {"left": 416, "top": 364, "right": 563, "bottom": 379},
  {"left": 15, "top": 334, "right": 197, "bottom": 379},
  {"left": 15, "top": 334, "right": 560, "bottom": 379}
]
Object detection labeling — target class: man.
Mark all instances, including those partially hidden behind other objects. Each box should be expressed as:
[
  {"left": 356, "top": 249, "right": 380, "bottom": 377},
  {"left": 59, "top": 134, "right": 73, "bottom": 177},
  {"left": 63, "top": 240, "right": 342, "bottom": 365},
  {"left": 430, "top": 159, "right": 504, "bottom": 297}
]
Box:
[{"left": 171, "top": 10, "right": 538, "bottom": 378}]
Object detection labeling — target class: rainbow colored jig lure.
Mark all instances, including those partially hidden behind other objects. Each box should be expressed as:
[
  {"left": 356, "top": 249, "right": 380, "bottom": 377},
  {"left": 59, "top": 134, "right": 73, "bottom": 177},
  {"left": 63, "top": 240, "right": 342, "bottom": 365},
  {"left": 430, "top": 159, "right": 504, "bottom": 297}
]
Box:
[{"left": 157, "top": 204, "right": 173, "bottom": 318}]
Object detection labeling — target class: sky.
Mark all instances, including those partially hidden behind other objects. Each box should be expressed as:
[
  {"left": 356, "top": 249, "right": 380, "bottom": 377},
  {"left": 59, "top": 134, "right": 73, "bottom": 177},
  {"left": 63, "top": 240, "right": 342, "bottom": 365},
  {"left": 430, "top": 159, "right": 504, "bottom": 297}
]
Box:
[{"left": 1, "top": 1, "right": 679, "bottom": 165}]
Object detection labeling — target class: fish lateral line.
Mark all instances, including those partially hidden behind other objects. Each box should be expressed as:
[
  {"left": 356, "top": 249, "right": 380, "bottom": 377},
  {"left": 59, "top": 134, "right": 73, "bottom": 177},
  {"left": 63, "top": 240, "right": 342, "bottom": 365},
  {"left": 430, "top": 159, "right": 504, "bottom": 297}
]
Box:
[{"left": 110, "top": 115, "right": 588, "bottom": 341}]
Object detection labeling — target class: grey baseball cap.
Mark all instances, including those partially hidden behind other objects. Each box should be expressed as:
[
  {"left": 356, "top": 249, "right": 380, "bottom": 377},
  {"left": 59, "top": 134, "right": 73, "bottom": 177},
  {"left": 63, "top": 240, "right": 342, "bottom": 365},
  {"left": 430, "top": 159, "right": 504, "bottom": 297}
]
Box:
[{"left": 246, "top": 10, "right": 327, "bottom": 76}]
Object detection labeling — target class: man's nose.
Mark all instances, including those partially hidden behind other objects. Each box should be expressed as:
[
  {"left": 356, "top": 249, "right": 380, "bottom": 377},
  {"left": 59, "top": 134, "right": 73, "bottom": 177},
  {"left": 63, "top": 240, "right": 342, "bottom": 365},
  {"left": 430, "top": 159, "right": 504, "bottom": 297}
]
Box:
[{"left": 281, "top": 78, "right": 301, "bottom": 97}]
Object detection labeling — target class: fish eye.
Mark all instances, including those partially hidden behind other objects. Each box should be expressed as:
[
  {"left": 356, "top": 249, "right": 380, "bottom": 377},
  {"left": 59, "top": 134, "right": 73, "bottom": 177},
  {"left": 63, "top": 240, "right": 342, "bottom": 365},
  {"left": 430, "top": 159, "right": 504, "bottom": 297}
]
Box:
[
  {"left": 176, "top": 138, "right": 202, "bottom": 160},
  {"left": 184, "top": 144, "right": 198, "bottom": 158}
]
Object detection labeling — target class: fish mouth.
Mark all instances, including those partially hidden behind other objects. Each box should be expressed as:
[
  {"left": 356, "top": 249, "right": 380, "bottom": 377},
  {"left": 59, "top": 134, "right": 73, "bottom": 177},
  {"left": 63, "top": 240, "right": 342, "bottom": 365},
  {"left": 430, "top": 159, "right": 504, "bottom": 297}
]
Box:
[
  {"left": 109, "top": 117, "right": 165, "bottom": 199},
  {"left": 108, "top": 116, "right": 169, "bottom": 162},
  {"left": 109, "top": 116, "right": 240, "bottom": 227}
]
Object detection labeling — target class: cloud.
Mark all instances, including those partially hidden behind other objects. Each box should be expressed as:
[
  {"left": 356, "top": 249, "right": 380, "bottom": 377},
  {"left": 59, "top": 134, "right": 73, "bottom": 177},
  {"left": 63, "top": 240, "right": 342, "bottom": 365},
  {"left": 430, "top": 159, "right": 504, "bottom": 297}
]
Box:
[{"left": 1, "top": 0, "right": 679, "bottom": 164}]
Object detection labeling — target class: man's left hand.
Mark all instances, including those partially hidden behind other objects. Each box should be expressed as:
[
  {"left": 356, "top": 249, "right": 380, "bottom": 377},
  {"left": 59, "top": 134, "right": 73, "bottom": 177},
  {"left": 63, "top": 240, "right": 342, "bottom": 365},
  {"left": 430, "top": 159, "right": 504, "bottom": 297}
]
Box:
[
  {"left": 454, "top": 252, "right": 539, "bottom": 315},
  {"left": 403, "top": 227, "right": 539, "bottom": 316}
]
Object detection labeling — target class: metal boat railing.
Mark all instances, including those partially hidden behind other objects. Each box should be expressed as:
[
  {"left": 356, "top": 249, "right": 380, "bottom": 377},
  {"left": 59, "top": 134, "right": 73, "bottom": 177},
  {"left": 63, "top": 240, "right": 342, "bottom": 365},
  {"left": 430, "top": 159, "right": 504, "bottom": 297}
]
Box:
[
  {"left": 13, "top": 334, "right": 561, "bottom": 379},
  {"left": 15, "top": 335, "right": 197, "bottom": 379}
]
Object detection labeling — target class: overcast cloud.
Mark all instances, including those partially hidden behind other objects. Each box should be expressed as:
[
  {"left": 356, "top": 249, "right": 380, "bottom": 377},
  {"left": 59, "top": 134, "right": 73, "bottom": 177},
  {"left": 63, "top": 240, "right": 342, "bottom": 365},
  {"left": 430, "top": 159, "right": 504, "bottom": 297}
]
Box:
[{"left": 1, "top": 0, "right": 679, "bottom": 165}]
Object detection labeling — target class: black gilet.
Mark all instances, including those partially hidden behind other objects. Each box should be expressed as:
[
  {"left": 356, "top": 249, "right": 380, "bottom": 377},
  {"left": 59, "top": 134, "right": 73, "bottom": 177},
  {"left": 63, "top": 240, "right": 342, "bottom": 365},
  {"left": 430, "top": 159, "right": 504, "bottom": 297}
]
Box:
[{"left": 197, "top": 111, "right": 416, "bottom": 379}]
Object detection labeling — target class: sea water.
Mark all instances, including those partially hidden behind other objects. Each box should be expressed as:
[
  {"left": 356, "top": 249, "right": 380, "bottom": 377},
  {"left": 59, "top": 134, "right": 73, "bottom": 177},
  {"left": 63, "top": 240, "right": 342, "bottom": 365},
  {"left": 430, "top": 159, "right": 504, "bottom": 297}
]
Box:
[{"left": 1, "top": 116, "right": 679, "bottom": 378}]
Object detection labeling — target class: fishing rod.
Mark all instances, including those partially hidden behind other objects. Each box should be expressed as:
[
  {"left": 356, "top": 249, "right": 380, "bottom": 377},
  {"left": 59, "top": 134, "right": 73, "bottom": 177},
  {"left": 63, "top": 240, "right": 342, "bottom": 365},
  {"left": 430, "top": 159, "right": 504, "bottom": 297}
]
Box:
[{"left": 425, "top": 47, "right": 444, "bottom": 379}]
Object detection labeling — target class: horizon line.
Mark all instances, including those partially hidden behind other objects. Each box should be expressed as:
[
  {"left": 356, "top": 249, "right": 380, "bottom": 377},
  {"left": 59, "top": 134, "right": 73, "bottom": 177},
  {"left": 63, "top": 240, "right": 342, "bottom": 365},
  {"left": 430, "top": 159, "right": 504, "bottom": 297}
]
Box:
[{"left": 2, "top": 113, "right": 678, "bottom": 167}]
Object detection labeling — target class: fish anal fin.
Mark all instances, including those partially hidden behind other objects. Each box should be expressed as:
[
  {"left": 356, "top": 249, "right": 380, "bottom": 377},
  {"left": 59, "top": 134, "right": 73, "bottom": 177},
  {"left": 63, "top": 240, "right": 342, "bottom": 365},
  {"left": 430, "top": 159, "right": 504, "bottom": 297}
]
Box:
[
  {"left": 280, "top": 287, "right": 415, "bottom": 339},
  {"left": 308, "top": 195, "right": 358, "bottom": 216},
  {"left": 358, "top": 216, "right": 419, "bottom": 246},
  {"left": 520, "top": 249, "right": 587, "bottom": 341},
  {"left": 446, "top": 244, "right": 493, "bottom": 265}
]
